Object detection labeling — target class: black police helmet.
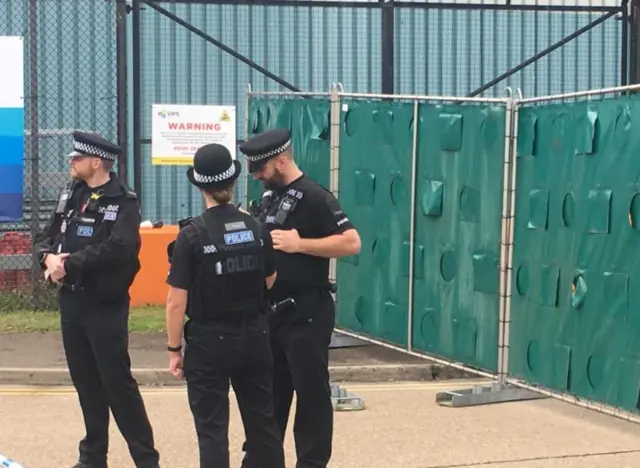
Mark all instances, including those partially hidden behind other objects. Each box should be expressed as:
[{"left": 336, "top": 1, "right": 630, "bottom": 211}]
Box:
[{"left": 186, "top": 143, "right": 241, "bottom": 189}]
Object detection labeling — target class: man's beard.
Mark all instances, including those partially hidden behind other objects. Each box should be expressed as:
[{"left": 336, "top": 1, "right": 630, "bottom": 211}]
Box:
[{"left": 262, "top": 168, "right": 286, "bottom": 191}]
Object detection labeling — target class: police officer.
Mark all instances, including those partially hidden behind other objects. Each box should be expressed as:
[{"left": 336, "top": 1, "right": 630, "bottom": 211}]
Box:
[
  {"left": 164, "top": 143, "right": 285, "bottom": 468},
  {"left": 239, "top": 129, "right": 362, "bottom": 468},
  {"left": 33, "top": 132, "right": 160, "bottom": 468}
]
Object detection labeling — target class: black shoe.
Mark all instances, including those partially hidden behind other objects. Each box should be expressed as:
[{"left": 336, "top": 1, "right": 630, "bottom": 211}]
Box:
[{"left": 71, "top": 463, "right": 107, "bottom": 468}]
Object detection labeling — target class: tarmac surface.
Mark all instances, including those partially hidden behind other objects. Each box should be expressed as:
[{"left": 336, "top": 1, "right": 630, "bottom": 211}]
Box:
[
  {"left": 1, "top": 381, "right": 640, "bottom": 468},
  {"left": 0, "top": 331, "right": 466, "bottom": 385}
]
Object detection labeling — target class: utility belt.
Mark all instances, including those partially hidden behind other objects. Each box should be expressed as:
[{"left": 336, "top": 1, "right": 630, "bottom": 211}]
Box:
[
  {"left": 267, "top": 282, "right": 337, "bottom": 316},
  {"left": 60, "top": 281, "right": 85, "bottom": 293}
]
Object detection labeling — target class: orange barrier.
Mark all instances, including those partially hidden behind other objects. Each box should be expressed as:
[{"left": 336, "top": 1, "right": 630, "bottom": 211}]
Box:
[{"left": 130, "top": 225, "right": 179, "bottom": 307}]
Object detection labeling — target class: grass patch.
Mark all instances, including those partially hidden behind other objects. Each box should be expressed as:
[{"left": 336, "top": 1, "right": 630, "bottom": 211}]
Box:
[{"left": 0, "top": 306, "right": 166, "bottom": 333}]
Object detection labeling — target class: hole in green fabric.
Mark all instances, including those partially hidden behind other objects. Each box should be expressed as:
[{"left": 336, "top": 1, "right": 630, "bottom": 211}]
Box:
[
  {"left": 629, "top": 193, "right": 640, "bottom": 230},
  {"left": 574, "top": 108, "right": 598, "bottom": 155},
  {"left": 528, "top": 188, "right": 549, "bottom": 230},
  {"left": 587, "top": 189, "right": 612, "bottom": 234},
  {"left": 420, "top": 308, "right": 439, "bottom": 351},
  {"left": 480, "top": 113, "right": 500, "bottom": 149},
  {"left": 613, "top": 106, "right": 632, "bottom": 151},
  {"left": 517, "top": 113, "right": 537, "bottom": 157},
  {"left": 587, "top": 354, "right": 605, "bottom": 390},
  {"left": 603, "top": 271, "right": 628, "bottom": 320},
  {"left": 440, "top": 248, "right": 457, "bottom": 282},
  {"left": 354, "top": 170, "right": 375, "bottom": 206},
  {"left": 438, "top": 113, "right": 463, "bottom": 151},
  {"left": 390, "top": 175, "right": 408, "bottom": 206},
  {"left": 571, "top": 271, "right": 587, "bottom": 310},
  {"left": 420, "top": 180, "right": 444, "bottom": 217},
  {"left": 516, "top": 264, "right": 529, "bottom": 296},
  {"left": 562, "top": 192, "right": 574, "bottom": 228},
  {"left": 527, "top": 340, "right": 540, "bottom": 374},
  {"left": 354, "top": 296, "right": 369, "bottom": 326},
  {"left": 459, "top": 186, "right": 480, "bottom": 223}
]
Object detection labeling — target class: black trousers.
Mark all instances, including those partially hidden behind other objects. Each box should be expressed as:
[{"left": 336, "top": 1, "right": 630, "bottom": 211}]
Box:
[
  {"left": 59, "top": 290, "right": 159, "bottom": 468},
  {"left": 183, "top": 313, "right": 285, "bottom": 468},
  {"left": 242, "top": 291, "right": 335, "bottom": 468}
]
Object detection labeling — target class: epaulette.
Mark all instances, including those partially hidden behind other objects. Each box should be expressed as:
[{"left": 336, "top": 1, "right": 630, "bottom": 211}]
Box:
[
  {"left": 178, "top": 217, "right": 195, "bottom": 230},
  {"left": 119, "top": 181, "right": 138, "bottom": 199}
]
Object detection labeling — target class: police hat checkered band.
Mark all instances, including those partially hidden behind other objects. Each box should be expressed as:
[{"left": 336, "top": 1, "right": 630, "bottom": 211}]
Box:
[
  {"left": 247, "top": 139, "right": 291, "bottom": 163},
  {"left": 193, "top": 162, "right": 236, "bottom": 184},
  {"left": 73, "top": 141, "right": 118, "bottom": 161}
]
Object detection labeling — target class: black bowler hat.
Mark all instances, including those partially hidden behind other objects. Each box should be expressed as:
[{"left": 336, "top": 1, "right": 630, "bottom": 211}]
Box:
[
  {"left": 186, "top": 143, "right": 241, "bottom": 189},
  {"left": 239, "top": 128, "right": 292, "bottom": 173},
  {"left": 68, "top": 131, "right": 122, "bottom": 161}
]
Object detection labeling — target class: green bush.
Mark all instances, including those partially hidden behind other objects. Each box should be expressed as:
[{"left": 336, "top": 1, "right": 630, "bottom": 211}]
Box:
[{"left": 0, "top": 280, "right": 59, "bottom": 313}]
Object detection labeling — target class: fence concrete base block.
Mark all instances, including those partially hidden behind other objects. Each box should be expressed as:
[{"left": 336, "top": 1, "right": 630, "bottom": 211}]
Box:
[{"left": 0, "top": 364, "right": 475, "bottom": 387}]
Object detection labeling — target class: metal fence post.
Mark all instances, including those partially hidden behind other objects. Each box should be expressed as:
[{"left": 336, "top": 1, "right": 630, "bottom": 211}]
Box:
[
  {"left": 407, "top": 99, "right": 419, "bottom": 353},
  {"left": 27, "top": 0, "right": 41, "bottom": 307},
  {"left": 329, "top": 82, "right": 343, "bottom": 289}
]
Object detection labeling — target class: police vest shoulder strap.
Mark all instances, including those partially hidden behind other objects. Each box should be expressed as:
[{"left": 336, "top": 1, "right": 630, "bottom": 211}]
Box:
[{"left": 191, "top": 215, "right": 213, "bottom": 257}]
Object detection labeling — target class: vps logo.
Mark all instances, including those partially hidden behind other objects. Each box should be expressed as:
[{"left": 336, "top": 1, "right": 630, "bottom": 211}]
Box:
[{"left": 157, "top": 109, "right": 180, "bottom": 119}]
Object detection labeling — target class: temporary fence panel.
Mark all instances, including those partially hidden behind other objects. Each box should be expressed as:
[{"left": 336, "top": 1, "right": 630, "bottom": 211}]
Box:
[
  {"left": 334, "top": 98, "right": 415, "bottom": 347},
  {"left": 333, "top": 91, "right": 510, "bottom": 374},
  {"left": 243, "top": 93, "right": 332, "bottom": 208},
  {"left": 411, "top": 100, "right": 509, "bottom": 372},
  {"left": 508, "top": 88, "right": 640, "bottom": 416}
]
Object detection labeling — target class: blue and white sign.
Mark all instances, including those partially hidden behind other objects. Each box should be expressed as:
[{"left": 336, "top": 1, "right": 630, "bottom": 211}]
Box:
[
  {"left": 0, "top": 36, "right": 25, "bottom": 221},
  {"left": 224, "top": 230, "right": 255, "bottom": 245}
]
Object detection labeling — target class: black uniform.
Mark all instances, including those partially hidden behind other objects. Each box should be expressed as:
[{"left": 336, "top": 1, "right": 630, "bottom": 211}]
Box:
[
  {"left": 166, "top": 143, "right": 285, "bottom": 468},
  {"left": 240, "top": 130, "right": 356, "bottom": 468},
  {"left": 34, "top": 132, "right": 159, "bottom": 468}
]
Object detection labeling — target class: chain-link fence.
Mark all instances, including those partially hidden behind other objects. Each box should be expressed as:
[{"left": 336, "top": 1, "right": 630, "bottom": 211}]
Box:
[
  {"left": 132, "top": 0, "right": 628, "bottom": 225},
  {"left": 0, "top": 0, "right": 125, "bottom": 312}
]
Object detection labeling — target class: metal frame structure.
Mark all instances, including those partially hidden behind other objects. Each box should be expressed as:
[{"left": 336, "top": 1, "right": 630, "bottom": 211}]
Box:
[
  {"left": 326, "top": 86, "right": 545, "bottom": 408},
  {"left": 129, "top": 0, "right": 632, "bottom": 198},
  {"left": 244, "top": 82, "right": 640, "bottom": 421},
  {"left": 501, "top": 82, "right": 640, "bottom": 424}
]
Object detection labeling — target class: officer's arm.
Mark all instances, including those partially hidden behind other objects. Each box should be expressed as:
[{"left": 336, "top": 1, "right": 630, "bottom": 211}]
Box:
[
  {"left": 261, "top": 224, "right": 277, "bottom": 289},
  {"left": 165, "top": 229, "right": 192, "bottom": 349},
  {"left": 64, "top": 197, "right": 141, "bottom": 275},
  {"left": 33, "top": 208, "right": 63, "bottom": 269},
  {"left": 296, "top": 192, "right": 361, "bottom": 259}
]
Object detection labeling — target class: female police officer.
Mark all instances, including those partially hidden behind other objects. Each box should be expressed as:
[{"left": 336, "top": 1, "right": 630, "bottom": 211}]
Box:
[{"left": 164, "top": 143, "right": 285, "bottom": 468}]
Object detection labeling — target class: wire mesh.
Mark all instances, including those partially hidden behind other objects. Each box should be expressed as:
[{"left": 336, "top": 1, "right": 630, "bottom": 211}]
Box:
[
  {"left": 0, "top": 0, "right": 121, "bottom": 311},
  {"left": 394, "top": 0, "right": 625, "bottom": 97},
  {"left": 136, "top": 0, "right": 625, "bottom": 224},
  {"left": 136, "top": 0, "right": 379, "bottom": 225}
]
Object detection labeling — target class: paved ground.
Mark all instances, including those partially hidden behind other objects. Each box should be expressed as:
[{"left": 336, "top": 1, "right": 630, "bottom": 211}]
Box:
[
  {"left": 0, "top": 331, "right": 468, "bottom": 385},
  {"left": 0, "top": 332, "right": 430, "bottom": 369},
  {"left": 1, "top": 381, "right": 640, "bottom": 468}
]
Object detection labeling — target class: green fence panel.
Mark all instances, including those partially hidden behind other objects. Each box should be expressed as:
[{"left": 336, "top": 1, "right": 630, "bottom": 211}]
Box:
[
  {"left": 245, "top": 97, "right": 332, "bottom": 206},
  {"left": 410, "top": 103, "right": 506, "bottom": 372},
  {"left": 335, "top": 100, "right": 414, "bottom": 347},
  {"left": 509, "top": 96, "right": 640, "bottom": 412}
]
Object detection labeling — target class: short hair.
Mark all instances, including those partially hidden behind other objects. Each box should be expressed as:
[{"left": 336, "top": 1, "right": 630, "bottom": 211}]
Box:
[{"left": 102, "top": 159, "right": 115, "bottom": 172}]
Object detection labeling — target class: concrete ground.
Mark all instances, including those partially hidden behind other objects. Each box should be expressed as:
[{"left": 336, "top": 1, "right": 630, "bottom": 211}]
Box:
[
  {"left": 0, "top": 331, "right": 467, "bottom": 385},
  {"left": 1, "top": 381, "right": 640, "bottom": 468}
]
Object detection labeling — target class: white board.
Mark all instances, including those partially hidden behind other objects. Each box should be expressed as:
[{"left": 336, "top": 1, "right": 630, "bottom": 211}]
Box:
[{"left": 151, "top": 104, "right": 236, "bottom": 165}]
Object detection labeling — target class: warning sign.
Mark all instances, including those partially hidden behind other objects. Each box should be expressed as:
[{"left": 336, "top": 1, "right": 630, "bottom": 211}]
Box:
[{"left": 220, "top": 109, "right": 231, "bottom": 122}]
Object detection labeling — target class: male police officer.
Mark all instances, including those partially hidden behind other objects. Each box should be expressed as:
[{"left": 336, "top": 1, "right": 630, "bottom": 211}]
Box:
[
  {"left": 34, "top": 132, "right": 160, "bottom": 468},
  {"left": 164, "top": 143, "right": 285, "bottom": 468},
  {"left": 239, "top": 129, "right": 361, "bottom": 468}
]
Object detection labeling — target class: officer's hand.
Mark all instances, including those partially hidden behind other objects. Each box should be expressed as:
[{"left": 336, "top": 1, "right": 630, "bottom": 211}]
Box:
[
  {"left": 271, "top": 229, "right": 301, "bottom": 254},
  {"left": 168, "top": 352, "right": 184, "bottom": 380},
  {"left": 48, "top": 253, "right": 70, "bottom": 282}
]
